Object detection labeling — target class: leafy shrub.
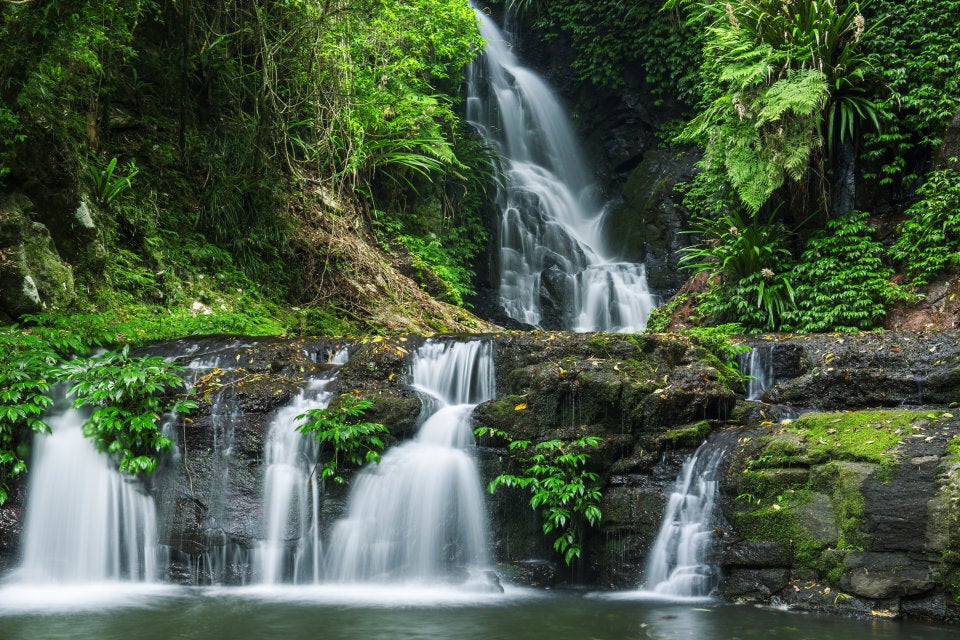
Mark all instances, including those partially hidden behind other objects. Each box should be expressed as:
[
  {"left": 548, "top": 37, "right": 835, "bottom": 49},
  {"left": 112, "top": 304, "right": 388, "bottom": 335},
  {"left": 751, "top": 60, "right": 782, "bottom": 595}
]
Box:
[
  {"left": 670, "top": 0, "right": 880, "bottom": 212},
  {"left": 890, "top": 168, "right": 960, "bottom": 286},
  {"left": 0, "top": 325, "right": 82, "bottom": 504},
  {"left": 59, "top": 346, "right": 196, "bottom": 474},
  {"left": 785, "top": 211, "right": 905, "bottom": 332},
  {"left": 297, "top": 396, "right": 389, "bottom": 485},
  {"left": 0, "top": 322, "right": 196, "bottom": 502},
  {"left": 861, "top": 0, "right": 960, "bottom": 184},
  {"left": 681, "top": 209, "right": 795, "bottom": 330},
  {"left": 478, "top": 427, "right": 602, "bottom": 565},
  {"left": 512, "top": 0, "right": 702, "bottom": 103}
]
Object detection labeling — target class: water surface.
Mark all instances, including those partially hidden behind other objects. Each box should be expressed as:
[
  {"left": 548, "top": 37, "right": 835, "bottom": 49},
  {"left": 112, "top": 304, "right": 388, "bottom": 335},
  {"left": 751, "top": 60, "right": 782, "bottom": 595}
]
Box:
[{"left": 0, "top": 587, "right": 953, "bottom": 640}]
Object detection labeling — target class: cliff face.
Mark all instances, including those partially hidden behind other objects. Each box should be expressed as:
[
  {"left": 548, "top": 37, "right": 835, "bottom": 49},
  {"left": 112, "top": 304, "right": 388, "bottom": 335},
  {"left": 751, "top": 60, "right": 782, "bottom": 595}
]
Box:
[{"left": 2, "top": 331, "right": 960, "bottom": 621}]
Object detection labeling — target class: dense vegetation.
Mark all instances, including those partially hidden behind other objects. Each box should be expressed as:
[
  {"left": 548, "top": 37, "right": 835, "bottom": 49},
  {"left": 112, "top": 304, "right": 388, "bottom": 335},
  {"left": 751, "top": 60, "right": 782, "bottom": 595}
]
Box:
[
  {"left": 1, "top": 0, "right": 959, "bottom": 501},
  {"left": 511, "top": 0, "right": 959, "bottom": 333},
  {"left": 0, "top": 0, "right": 489, "bottom": 335},
  {"left": 667, "top": 0, "right": 960, "bottom": 332}
]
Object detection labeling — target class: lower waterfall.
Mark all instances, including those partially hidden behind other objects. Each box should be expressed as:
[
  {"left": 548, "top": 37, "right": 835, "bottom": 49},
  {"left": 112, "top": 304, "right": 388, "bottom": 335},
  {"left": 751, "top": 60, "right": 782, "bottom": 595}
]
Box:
[
  {"left": 325, "top": 339, "right": 494, "bottom": 584},
  {"left": 642, "top": 433, "right": 735, "bottom": 597},
  {"left": 16, "top": 394, "right": 159, "bottom": 584}
]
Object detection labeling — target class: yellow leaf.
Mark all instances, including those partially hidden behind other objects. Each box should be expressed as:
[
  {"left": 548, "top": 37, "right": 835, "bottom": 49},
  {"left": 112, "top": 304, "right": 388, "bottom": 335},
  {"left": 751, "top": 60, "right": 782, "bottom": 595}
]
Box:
[
  {"left": 388, "top": 373, "right": 395, "bottom": 381},
  {"left": 514, "top": 403, "right": 527, "bottom": 411}
]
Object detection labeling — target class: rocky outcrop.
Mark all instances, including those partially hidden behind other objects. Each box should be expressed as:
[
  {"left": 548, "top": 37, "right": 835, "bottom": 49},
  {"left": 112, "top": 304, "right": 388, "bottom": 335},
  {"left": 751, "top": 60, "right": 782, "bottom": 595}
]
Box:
[
  {"left": 602, "top": 149, "right": 700, "bottom": 299},
  {"left": 4, "top": 329, "right": 960, "bottom": 624},
  {"left": 0, "top": 194, "right": 77, "bottom": 319},
  {"left": 720, "top": 330, "right": 960, "bottom": 622},
  {"left": 740, "top": 331, "right": 960, "bottom": 410}
]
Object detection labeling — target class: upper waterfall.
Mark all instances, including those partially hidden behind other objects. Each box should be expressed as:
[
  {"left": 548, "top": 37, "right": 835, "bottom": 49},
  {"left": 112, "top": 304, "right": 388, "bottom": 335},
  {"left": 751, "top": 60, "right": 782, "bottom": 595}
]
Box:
[{"left": 466, "top": 6, "right": 654, "bottom": 332}]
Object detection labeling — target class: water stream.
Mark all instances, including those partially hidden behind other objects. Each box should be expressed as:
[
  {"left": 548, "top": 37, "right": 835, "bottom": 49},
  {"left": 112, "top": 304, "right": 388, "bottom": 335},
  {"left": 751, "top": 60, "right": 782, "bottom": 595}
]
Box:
[
  {"left": 642, "top": 433, "right": 736, "bottom": 597},
  {"left": 15, "top": 393, "right": 159, "bottom": 584},
  {"left": 326, "top": 339, "right": 494, "bottom": 584},
  {"left": 254, "top": 348, "right": 348, "bottom": 584},
  {"left": 466, "top": 6, "right": 654, "bottom": 332},
  {"left": 740, "top": 346, "right": 775, "bottom": 401}
]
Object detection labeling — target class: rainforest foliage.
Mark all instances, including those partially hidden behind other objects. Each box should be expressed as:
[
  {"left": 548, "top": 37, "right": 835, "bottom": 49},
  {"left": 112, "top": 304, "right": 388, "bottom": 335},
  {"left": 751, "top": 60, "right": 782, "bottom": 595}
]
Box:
[
  {"left": 507, "top": 0, "right": 959, "bottom": 332},
  {"left": 0, "top": 0, "right": 487, "bottom": 331},
  {"left": 662, "top": 0, "right": 960, "bottom": 332},
  {"left": 0, "top": 316, "right": 193, "bottom": 504}
]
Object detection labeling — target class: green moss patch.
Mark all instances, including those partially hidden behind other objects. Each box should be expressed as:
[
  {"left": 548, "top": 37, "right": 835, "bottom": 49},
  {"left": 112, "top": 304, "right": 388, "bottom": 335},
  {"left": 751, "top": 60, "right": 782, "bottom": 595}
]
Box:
[
  {"left": 661, "top": 420, "right": 713, "bottom": 447},
  {"left": 756, "top": 410, "right": 920, "bottom": 468}
]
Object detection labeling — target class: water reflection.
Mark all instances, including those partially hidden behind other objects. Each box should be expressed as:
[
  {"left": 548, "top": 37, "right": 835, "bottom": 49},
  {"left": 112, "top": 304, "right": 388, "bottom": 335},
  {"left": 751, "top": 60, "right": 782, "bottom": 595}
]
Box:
[{"left": 0, "top": 590, "right": 955, "bottom": 640}]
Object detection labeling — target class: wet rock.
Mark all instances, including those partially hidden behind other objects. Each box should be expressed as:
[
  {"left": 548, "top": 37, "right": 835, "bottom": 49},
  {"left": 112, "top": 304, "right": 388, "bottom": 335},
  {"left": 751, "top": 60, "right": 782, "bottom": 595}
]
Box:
[
  {"left": 720, "top": 567, "right": 790, "bottom": 600},
  {"left": 721, "top": 541, "right": 794, "bottom": 568},
  {"left": 495, "top": 559, "right": 558, "bottom": 589},
  {"left": 900, "top": 592, "right": 949, "bottom": 620},
  {"left": 759, "top": 332, "right": 960, "bottom": 410},
  {"left": 840, "top": 552, "right": 936, "bottom": 599},
  {"left": 603, "top": 148, "right": 700, "bottom": 299},
  {"left": 0, "top": 505, "right": 22, "bottom": 574}
]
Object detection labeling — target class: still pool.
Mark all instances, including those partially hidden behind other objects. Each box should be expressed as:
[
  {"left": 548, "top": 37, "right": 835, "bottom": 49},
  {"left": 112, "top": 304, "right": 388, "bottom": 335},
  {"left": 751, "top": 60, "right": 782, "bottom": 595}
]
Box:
[{"left": 0, "top": 584, "right": 954, "bottom": 640}]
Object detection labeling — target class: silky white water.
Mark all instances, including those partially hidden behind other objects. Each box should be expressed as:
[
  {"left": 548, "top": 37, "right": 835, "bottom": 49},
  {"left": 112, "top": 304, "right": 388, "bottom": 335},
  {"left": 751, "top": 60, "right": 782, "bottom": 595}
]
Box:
[
  {"left": 466, "top": 7, "right": 654, "bottom": 331},
  {"left": 643, "top": 437, "right": 732, "bottom": 597},
  {"left": 326, "top": 340, "right": 494, "bottom": 582},
  {"left": 17, "top": 396, "right": 158, "bottom": 583},
  {"left": 254, "top": 349, "right": 348, "bottom": 584},
  {"left": 741, "top": 346, "right": 774, "bottom": 401}
]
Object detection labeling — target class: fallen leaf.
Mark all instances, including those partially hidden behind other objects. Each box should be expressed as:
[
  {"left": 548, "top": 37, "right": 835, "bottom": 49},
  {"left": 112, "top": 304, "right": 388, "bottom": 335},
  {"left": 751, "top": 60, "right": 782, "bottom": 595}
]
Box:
[{"left": 514, "top": 403, "right": 527, "bottom": 411}]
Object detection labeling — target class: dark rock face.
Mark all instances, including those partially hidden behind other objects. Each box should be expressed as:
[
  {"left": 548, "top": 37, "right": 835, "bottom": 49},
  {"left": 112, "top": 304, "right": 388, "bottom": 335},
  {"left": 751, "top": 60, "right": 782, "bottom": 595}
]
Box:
[
  {"left": 745, "top": 332, "right": 960, "bottom": 409},
  {"left": 603, "top": 149, "right": 700, "bottom": 299}
]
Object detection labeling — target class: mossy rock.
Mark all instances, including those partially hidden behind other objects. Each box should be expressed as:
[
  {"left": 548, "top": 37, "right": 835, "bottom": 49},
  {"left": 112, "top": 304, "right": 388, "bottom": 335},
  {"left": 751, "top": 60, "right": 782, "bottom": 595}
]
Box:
[
  {"left": 0, "top": 194, "right": 76, "bottom": 317},
  {"left": 660, "top": 420, "right": 714, "bottom": 448}
]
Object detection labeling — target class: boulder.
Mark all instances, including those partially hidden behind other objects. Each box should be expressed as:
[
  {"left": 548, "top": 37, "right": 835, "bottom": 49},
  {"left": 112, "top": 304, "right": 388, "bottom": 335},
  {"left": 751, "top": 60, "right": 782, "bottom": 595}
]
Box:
[
  {"left": 840, "top": 552, "right": 936, "bottom": 599},
  {"left": 0, "top": 193, "right": 76, "bottom": 318}
]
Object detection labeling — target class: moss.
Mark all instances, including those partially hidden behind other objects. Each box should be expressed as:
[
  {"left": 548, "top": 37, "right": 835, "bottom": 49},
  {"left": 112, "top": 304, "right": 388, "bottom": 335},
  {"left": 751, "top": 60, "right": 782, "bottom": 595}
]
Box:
[
  {"left": 771, "top": 410, "right": 920, "bottom": 467},
  {"left": 948, "top": 435, "right": 960, "bottom": 461},
  {"left": 819, "top": 548, "right": 847, "bottom": 586},
  {"left": 733, "top": 490, "right": 824, "bottom": 570},
  {"left": 812, "top": 462, "right": 871, "bottom": 550},
  {"left": 738, "top": 467, "right": 810, "bottom": 497},
  {"left": 645, "top": 293, "right": 689, "bottom": 333},
  {"left": 661, "top": 420, "right": 713, "bottom": 447}
]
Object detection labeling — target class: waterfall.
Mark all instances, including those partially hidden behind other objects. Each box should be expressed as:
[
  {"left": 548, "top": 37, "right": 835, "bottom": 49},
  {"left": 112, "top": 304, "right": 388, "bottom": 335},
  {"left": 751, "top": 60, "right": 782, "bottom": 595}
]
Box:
[
  {"left": 16, "top": 394, "right": 158, "bottom": 583},
  {"left": 740, "top": 346, "right": 774, "bottom": 401},
  {"left": 254, "top": 349, "right": 348, "bottom": 584},
  {"left": 466, "top": 6, "right": 654, "bottom": 332},
  {"left": 643, "top": 434, "right": 734, "bottom": 597},
  {"left": 325, "top": 340, "right": 494, "bottom": 583}
]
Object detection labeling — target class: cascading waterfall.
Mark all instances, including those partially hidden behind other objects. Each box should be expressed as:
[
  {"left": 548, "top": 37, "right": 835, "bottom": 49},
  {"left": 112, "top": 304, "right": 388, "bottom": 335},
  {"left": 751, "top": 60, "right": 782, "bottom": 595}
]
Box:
[
  {"left": 740, "top": 346, "right": 774, "bottom": 401},
  {"left": 254, "top": 349, "right": 348, "bottom": 585},
  {"left": 325, "top": 340, "right": 494, "bottom": 583},
  {"left": 16, "top": 393, "right": 158, "bottom": 583},
  {"left": 643, "top": 434, "right": 735, "bottom": 597},
  {"left": 466, "top": 6, "right": 654, "bottom": 332}
]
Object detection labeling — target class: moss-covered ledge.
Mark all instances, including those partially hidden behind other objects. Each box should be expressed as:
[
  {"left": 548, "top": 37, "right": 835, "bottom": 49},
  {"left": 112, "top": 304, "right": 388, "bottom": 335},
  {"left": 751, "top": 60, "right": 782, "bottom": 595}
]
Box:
[{"left": 721, "top": 409, "right": 960, "bottom": 622}]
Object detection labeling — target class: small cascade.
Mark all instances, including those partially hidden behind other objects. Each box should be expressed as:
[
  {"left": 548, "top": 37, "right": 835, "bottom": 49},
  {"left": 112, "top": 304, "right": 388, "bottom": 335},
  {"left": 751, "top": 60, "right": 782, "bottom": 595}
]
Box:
[
  {"left": 643, "top": 434, "right": 735, "bottom": 597},
  {"left": 466, "top": 6, "right": 654, "bottom": 332},
  {"left": 17, "top": 394, "right": 158, "bottom": 583},
  {"left": 254, "top": 348, "right": 348, "bottom": 584},
  {"left": 326, "top": 340, "right": 494, "bottom": 583},
  {"left": 740, "top": 346, "right": 774, "bottom": 401}
]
